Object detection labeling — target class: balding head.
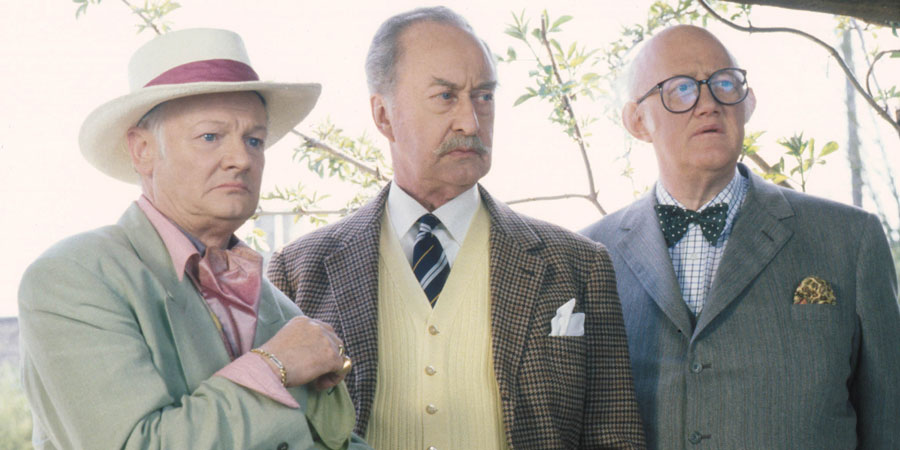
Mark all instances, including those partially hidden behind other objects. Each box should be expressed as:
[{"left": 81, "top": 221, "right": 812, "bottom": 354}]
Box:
[
  {"left": 621, "top": 24, "right": 756, "bottom": 208},
  {"left": 627, "top": 25, "right": 738, "bottom": 100}
]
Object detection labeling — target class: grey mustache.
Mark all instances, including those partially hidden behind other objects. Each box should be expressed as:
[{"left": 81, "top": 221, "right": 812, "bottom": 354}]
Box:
[{"left": 435, "top": 134, "right": 489, "bottom": 156}]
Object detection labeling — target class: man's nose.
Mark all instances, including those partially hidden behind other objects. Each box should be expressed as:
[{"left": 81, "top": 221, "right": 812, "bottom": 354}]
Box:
[
  {"left": 222, "top": 135, "right": 253, "bottom": 170},
  {"left": 452, "top": 96, "right": 479, "bottom": 135},
  {"left": 693, "top": 82, "right": 721, "bottom": 116}
]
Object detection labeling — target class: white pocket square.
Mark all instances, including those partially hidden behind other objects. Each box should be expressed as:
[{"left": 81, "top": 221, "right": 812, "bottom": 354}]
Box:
[{"left": 549, "top": 298, "right": 585, "bottom": 337}]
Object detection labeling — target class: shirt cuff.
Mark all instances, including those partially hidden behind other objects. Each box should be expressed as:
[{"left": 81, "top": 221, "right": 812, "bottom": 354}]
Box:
[{"left": 215, "top": 352, "right": 300, "bottom": 409}]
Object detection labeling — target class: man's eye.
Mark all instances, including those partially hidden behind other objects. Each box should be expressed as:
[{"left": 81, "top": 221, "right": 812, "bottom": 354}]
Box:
[
  {"left": 480, "top": 93, "right": 494, "bottom": 102},
  {"left": 440, "top": 92, "right": 453, "bottom": 100},
  {"left": 247, "top": 137, "right": 264, "bottom": 148},
  {"left": 713, "top": 80, "right": 735, "bottom": 92},
  {"left": 202, "top": 133, "right": 217, "bottom": 142}
]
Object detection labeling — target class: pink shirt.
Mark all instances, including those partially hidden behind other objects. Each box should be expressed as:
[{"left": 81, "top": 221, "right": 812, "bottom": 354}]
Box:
[{"left": 137, "top": 196, "right": 298, "bottom": 408}]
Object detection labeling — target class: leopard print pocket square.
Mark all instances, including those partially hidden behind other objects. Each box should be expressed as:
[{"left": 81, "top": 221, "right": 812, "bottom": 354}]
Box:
[{"left": 793, "top": 276, "right": 836, "bottom": 305}]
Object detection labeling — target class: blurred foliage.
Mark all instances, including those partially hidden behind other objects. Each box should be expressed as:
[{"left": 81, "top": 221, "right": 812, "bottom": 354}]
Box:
[
  {"left": 69, "top": 0, "right": 898, "bottom": 272},
  {"left": 742, "top": 131, "right": 840, "bottom": 192},
  {"left": 499, "top": 10, "right": 603, "bottom": 147},
  {"left": 262, "top": 119, "right": 391, "bottom": 227},
  {"left": 73, "top": 0, "right": 180, "bottom": 34},
  {"left": 0, "top": 362, "right": 32, "bottom": 450}
]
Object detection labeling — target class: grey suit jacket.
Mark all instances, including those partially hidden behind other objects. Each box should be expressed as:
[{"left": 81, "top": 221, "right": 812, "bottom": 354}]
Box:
[
  {"left": 581, "top": 164, "right": 900, "bottom": 450},
  {"left": 268, "top": 184, "right": 647, "bottom": 449},
  {"left": 18, "top": 203, "right": 366, "bottom": 450}
]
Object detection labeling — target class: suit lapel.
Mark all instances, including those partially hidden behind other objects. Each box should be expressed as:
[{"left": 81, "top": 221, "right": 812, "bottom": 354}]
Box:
[
  {"left": 479, "top": 187, "right": 545, "bottom": 436},
  {"left": 694, "top": 168, "right": 794, "bottom": 337},
  {"left": 118, "top": 204, "right": 231, "bottom": 391},
  {"left": 253, "top": 282, "right": 287, "bottom": 346},
  {"left": 614, "top": 192, "right": 694, "bottom": 334},
  {"left": 324, "top": 186, "right": 388, "bottom": 421}
]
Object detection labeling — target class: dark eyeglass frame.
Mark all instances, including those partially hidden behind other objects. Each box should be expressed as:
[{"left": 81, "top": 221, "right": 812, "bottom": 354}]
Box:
[{"left": 636, "top": 67, "right": 749, "bottom": 114}]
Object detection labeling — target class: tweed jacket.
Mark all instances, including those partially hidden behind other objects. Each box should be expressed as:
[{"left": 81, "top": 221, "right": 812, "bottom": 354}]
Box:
[
  {"left": 581, "top": 164, "right": 900, "bottom": 450},
  {"left": 268, "top": 184, "right": 646, "bottom": 449},
  {"left": 18, "top": 203, "right": 367, "bottom": 450}
]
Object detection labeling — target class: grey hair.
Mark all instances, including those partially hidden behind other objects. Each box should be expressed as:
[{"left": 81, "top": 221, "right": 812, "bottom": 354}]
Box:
[
  {"left": 135, "top": 102, "right": 169, "bottom": 156},
  {"left": 365, "top": 6, "right": 491, "bottom": 95}
]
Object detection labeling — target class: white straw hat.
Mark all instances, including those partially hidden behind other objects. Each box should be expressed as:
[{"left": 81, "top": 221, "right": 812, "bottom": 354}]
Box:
[{"left": 79, "top": 28, "right": 321, "bottom": 183}]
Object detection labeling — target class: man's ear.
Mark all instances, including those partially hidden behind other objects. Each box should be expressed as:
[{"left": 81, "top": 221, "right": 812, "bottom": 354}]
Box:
[
  {"left": 622, "top": 101, "right": 652, "bottom": 143},
  {"left": 370, "top": 94, "right": 395, "bottom": 142},
  {"left": 127, "top": 126, "right": 156, "bottom": 177},
  {"left": 743, "top": 87, "right": 756, "bottom": 123}
]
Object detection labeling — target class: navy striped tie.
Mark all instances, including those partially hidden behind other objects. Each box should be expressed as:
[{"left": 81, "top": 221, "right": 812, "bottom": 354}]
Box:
[{"left": 412, "top": 214, "right": 450, "bottom": 307}]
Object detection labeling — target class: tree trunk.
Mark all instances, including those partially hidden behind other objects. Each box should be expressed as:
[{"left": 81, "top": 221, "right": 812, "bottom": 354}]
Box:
[{"left": 840, "top": 28, "right": 864, "bottom": 207}]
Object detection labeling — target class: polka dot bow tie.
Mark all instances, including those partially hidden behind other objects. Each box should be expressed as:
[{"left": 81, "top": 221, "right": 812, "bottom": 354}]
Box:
[{"left": 654, "top": 203, "right": 729, "bottom": 248}]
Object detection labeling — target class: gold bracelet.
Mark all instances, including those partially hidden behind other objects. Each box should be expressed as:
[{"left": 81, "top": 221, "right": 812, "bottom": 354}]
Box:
[{"left": 251, "top": 348, "right": 286, "bottom": 387}]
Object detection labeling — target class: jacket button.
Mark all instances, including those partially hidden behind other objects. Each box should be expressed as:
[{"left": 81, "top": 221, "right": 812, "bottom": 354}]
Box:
[
  {"left": 690, "top": 362, "right": 703, "bottom": 373},
  {"left": 425, "top": 404, "right": 439, "bottom": 415},
  {"left": 688, "top": 431, "right": 702, "bottom": 444},
  {"left": 428, "top": 325, "right": 440, "bottom": 335},
  {"left": 277, "top": 443, "right": 289, "bottom": 450},
  {"left": 425, "top": 365, "right": 436, "bottom": 376}
]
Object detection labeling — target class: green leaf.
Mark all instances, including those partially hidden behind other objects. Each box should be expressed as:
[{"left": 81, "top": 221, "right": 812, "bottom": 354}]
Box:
[
  {"left": 550, "top": 15, "right": 573, "bottom": 32},
  {"left": 819, "top": 141, "right": 839, "bottom": 157},
  {"left": 504, "top": 28, "right": 524, "bottom": 40},
  {"left": 551, "top": 39, "right": 563, "bottom": 56},
  {"left": 570, "top": 55, "right": 587, "bottom": 67},
  {"left": 513, "top": 92, "right": 536, "bottom": 106}
]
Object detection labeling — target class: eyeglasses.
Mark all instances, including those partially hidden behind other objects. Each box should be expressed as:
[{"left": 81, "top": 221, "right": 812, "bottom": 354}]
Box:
[{"left": 636, "top": 68, "right": 749, "bottom": 114}]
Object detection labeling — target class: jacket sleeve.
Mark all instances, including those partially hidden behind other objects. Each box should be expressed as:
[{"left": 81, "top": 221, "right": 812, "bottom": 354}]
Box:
[
  {"left": 852, "top": 214, "right": 900, "bottom": 449},
  {"left": 18, "top": 250, "right": 369, "bottom": 450},
  {"left": 267, "top": 248, "right": 296, "bottom": 300},
  {"left": 582, "top": 243, "right": 647, "bottom": 449}
]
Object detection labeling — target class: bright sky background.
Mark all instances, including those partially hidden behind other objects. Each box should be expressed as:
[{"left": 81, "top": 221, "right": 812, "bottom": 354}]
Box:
[{"left": 1, "top": 0, "right": 898, "bottom": 317}]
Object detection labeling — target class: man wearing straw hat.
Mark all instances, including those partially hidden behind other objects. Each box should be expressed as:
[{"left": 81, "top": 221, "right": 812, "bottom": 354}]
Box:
[{"left": 18, "top": 28, "right": 369, "bottom": 450}]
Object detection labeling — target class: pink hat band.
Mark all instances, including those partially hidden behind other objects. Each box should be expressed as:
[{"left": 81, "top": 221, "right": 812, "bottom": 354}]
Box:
[{"left": 144, "top": 59, "right": 259, "bottom": 87}]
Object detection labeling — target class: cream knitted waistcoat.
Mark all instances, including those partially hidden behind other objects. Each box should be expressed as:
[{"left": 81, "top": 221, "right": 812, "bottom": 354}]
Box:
[{"left": 365, "top": 205, "right": 508, "bottom": 450}]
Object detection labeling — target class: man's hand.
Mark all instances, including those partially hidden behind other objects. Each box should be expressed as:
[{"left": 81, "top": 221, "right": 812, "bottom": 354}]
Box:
[{"left": 258, "top": 316, "right": 347, "bottom": 390}]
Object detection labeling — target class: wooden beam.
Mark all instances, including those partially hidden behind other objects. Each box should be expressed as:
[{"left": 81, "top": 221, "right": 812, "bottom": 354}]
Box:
[{"left": 720, "top": 0, "right": 900, "bottom": 26}]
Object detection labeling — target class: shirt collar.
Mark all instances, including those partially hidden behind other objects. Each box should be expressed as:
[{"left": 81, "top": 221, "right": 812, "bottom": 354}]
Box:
[
  {"left": 137, "top": 195, "right": 199, "bottom": 281},
  {"left": 137, "top": 195, "right": 241, "bottom": 281},
  {"left": 387, "top": 182, "right": 480, "bottom": 244},
  {"left": 656, "top": 166, "right": 744, "bottom": 212}
]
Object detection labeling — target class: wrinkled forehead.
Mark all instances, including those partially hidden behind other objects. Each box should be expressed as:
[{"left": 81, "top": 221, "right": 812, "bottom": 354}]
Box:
[{"left": 398, "top": 21, "right": 496, "bottom": 77}]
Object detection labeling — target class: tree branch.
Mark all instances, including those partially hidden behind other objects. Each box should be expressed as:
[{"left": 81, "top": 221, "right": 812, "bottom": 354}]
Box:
[
  {"left": 538, "top": 14, "right": 607, "bottom": 215},
  {"left": 256, "top": 208, "right": 352, "bottom": 217},
  {"left": 743, "top": 153, "right": 794, "bottom": 188},
  {"left": 697, "top": 0, "right": 900, "bottom": 139},
  {"left": 865, "top": 49, "right": 900, "bottom": 112},
  {"left": 290, "top": 129, "right": 390, "bottom": 182},
  {"left": 120, "top": 0, "right": 162, "bottom": 35},
  {"left": 506, "top": 193, "right": 593, "bottom": 205}
]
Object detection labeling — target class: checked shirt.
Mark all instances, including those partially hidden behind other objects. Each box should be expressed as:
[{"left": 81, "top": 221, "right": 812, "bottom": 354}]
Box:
[{"left": 655, "top": 169, "right": 748, "bottom": 316}]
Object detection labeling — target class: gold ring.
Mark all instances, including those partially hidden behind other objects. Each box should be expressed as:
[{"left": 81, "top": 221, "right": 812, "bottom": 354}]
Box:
[
  {"left": 337, "top": 355, "right": 352, "bottom": 376},
  {"left": 338, "top": 345, "right": 345, "bottom": 356}
]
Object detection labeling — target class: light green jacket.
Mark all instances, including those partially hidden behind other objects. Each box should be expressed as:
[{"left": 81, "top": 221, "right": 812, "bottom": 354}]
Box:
[{"left": 18, "top": 204, "right": 370, "bottom": 450}]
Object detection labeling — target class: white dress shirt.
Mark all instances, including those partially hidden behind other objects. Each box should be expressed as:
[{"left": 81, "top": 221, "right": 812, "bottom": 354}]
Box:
[{"left": 386, "top": 182, "right": 480, "bottom": 267}]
